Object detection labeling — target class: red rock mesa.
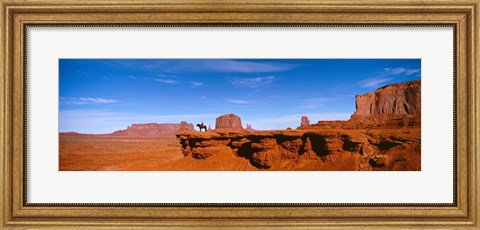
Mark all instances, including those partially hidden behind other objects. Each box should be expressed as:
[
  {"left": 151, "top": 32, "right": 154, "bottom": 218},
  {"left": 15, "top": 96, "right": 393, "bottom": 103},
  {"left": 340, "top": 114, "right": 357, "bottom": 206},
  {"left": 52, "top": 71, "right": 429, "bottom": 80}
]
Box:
[
  {"left": 215, "top": 114, "right": 244, "bottom": 131},
  {"left": 112, "top": 121, "right": 194, "bottom": 137}
]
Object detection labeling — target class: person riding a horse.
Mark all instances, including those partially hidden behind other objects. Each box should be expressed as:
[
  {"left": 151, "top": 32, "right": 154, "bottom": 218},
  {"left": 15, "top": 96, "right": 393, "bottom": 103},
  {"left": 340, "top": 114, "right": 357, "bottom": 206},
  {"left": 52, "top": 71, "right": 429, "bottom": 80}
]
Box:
[{"left": 197, "top": 122, "right": 207, "bottom": 132}]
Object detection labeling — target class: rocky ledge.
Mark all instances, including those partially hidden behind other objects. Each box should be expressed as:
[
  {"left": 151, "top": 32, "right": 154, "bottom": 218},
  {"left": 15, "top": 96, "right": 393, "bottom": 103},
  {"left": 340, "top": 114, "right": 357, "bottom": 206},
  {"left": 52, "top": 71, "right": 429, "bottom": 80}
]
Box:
[{"left": 176, "top": 129, "right": 420, "bottom": 171}]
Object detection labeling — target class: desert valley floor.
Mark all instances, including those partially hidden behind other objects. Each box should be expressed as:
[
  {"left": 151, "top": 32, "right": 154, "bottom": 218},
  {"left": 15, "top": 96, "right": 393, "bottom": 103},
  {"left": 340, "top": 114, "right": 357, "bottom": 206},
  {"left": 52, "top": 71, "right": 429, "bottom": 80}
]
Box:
[
  {"left": 60, "top": 128, "right": 420, "bottom": 171},
  {"left": 60, "top": 135, "right": 257, "bottom": 171}
]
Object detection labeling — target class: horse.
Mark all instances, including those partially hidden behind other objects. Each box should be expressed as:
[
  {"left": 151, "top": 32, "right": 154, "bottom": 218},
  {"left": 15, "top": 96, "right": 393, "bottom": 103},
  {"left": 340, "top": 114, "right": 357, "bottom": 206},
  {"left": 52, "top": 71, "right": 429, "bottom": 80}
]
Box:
[{"left": 196, "top": 123, "right": 207, "bottom": 132}]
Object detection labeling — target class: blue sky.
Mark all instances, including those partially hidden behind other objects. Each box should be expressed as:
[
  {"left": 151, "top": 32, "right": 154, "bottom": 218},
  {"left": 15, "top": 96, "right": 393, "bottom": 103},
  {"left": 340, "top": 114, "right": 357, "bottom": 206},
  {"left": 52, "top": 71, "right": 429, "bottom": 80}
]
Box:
[{"left": 59, "top": 59, "right": 420, "bottom": 133}]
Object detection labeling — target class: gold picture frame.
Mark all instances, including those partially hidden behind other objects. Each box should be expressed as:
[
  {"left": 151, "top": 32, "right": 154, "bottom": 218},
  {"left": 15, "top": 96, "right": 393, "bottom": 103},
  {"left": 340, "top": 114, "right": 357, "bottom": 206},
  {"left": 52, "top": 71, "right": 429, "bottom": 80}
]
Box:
[{"left": 1, "top": 0, "right": 478, "bottom": 229}]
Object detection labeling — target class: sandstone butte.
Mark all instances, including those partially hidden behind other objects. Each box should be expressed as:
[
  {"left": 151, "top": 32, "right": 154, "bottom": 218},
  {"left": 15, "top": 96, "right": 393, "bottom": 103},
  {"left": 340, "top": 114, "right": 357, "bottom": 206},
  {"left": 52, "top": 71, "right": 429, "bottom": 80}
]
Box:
[
  {"left": 215, "top": 113, "right": 244, "bottom": 131},
  {"left": 175, "top": 80, "right": 421, "bottom": 171}
]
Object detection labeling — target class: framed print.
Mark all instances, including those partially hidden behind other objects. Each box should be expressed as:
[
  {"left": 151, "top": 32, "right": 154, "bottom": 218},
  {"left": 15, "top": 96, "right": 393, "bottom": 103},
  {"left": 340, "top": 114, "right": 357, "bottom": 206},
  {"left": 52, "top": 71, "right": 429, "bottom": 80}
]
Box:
[{"left": 1, "top": 0, "right": 479, "bottom": 229}]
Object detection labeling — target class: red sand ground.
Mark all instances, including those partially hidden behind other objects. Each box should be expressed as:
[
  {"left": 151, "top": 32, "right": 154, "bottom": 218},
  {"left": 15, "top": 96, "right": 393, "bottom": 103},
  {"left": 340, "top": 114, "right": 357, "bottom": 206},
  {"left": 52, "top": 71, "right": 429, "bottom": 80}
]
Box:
[
  {"left": 60, "top": 136, "right": 181, "bottom": 171},
  {"left": 59, "top": 127, "right": 420, "bottom": 171},
  {"left": 59, "top": 135, "right": 256, "bottom": 171}
]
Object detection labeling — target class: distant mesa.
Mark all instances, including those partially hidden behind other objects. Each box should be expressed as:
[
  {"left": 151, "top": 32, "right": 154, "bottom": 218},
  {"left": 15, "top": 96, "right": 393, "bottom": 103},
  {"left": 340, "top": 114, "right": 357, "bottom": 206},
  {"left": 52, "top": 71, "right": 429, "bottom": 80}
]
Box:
[
  {"left": 59, "top": 131, "right": 84, "bottom": 136},
  {"left": 215, "top": 114, "right": 245, "bottom": 131},
  {"left": 300, "top": 116, "right": 310, "bottom": 127},
  {"left": 112, "top": 121, "right": 194, "bottom": 136},
  {"left": 245, "top": 124, "right": 255, "bottom": 132},
  {"left": 178, "top": 121, "right": 194, "bottom": 132}
]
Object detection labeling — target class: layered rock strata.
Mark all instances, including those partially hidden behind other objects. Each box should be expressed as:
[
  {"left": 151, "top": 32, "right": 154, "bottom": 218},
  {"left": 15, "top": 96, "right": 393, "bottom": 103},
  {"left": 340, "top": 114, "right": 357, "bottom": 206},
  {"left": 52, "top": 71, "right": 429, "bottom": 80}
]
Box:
[
  {"left": 215, "top": 114, "right": 244, "bottom": 131},
  {"left": 176, "top": 129, "right": 420, "bottom": 171},
  {"left": 352, "top": 80, "right": 420, "bottom": 118}
]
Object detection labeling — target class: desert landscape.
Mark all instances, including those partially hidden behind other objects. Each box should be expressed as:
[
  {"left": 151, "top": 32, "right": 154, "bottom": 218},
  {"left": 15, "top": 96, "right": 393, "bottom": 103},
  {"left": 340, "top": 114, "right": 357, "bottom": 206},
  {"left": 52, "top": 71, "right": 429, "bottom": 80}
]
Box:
[{"left": 60, "top": 80, "right": 421, "bottom": 171}]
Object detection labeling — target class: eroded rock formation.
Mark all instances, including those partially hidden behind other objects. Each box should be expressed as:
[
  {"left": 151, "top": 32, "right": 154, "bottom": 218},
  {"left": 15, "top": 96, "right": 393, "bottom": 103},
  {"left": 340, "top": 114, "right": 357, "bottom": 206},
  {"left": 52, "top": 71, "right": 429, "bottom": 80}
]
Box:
[
  {"left": 301, "top": 116, "right": 310, "bottom": 127},
  {"left": 176, "top": 129, "right": 420, "bottom": 170},
  {"left": 352, "top": 80, "right": 420, "bottom": 117},
  {"left": 215, "top": 114, "right": 244, "bottom": 131}
]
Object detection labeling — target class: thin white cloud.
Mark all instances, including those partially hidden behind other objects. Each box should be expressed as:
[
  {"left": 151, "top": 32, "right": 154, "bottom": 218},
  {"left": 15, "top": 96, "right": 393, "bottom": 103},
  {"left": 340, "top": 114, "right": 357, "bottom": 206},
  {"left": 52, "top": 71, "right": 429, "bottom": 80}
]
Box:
[
  {"left": 98, "top": 60, "right": 295, "bottom": 74},
  {"left": 137, "top": 60, "right": 295, "bottom": 73},
  {"left": 298, "top": 97, "right": 334, "bottom": 109},
  {"left": 158, "top": 74, "right": 178, "bottom": 78},
  {"left": 334, "top": 67, "right": 421, "bottom": 90},
  {"left": 360, "top": 67, "right": 420, "bottom": 89},
  {"left": 190, "top": 82, "right": 204, "bottom": 87},
  {"left": 226, "top": 99, "right": 256, "bottom": 105},
  {"left": 77, "top": 71, "right": 90, "bottom": 76},
  {"left": 361, "top": 67, "right": 420, "bottom": 88},
  {"left": 154, "top": 78, "right": 179, "bottom": 84},
  {"left": 360, "top": 78, "right": 393, "bottom": 88},
  {"left": 60, "top": 97, "right": 119, "bottom": 105},
  {"left": 303, "top": 97, "right": 333, "bottom": 103},
  {"left": 127, "top": 75, "right": 137, "bottom": 79},
  {"left": 198, "top": 60, "right": 293, "bottom": 73},
  {"left": 383, "top": 67, "right": 420, "bottom": 76},
  {"left": 230, "top": 76, "right": 276, "bottom": 88},
  {"left": 199, "top": 96, "right": 219, "bottom": 105},
  {"left": 99, "top": 60, "right": 142, "bottom": 68}
]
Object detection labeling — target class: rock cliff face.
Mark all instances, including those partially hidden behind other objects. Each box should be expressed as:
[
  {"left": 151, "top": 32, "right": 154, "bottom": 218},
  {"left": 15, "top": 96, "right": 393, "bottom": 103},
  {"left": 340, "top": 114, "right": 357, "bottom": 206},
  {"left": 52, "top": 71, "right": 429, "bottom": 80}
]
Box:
[
  {"left": 352, "top": 80, "right": 421, "bottom": 118},
  {"left": 176, "top": 129, "right": 420, "bottom": 170},
  {"left": 215, "top": 114, "right": 244, "bottom": 131},
  {"left": 112, "top": 121, "right": 194, "bottom": 136}
]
